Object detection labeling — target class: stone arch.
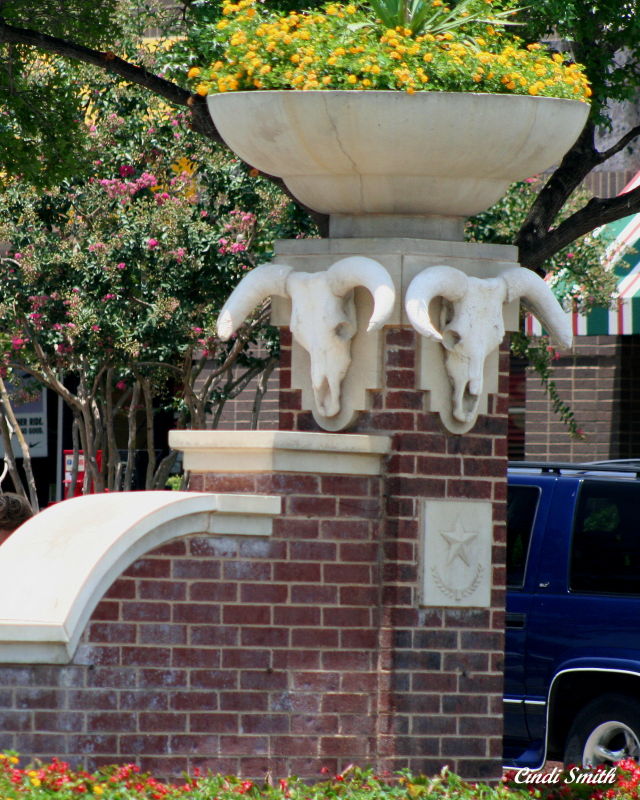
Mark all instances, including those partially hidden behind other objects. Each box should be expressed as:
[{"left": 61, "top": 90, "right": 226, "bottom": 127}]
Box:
[{"left": 0, "top": 491, "right": 279, "bottom": 664}]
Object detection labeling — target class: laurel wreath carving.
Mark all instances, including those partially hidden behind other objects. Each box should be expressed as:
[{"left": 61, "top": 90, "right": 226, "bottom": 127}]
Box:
[{"left": 430, "top": 563, "right": 485, "bottom": 602}]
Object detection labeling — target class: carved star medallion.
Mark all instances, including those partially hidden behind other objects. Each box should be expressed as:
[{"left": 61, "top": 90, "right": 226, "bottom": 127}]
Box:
[{"left": 440, "top": 517, "right": 478, "bottom": 568}]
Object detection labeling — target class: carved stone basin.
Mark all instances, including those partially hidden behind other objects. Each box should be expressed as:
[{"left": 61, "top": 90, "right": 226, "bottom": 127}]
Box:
[{"left": 207, "top": 91, "right": 589, "bottom": 222}]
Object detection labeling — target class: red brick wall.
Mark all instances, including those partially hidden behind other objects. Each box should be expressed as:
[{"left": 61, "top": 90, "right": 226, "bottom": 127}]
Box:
[
  {"left": 0, "top": 508, "right": 382, "bottom": 779},
  {"left": 524, "top": 335, "right": 640, "bottom": 462},
  {"left": 0, "top": 328, "right": 508, "bottom": 783}
]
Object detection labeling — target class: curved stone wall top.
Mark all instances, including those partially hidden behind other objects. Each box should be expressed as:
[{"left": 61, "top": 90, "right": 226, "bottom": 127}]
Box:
[{"left": 0, "top": 491, "right": 280, "bottom": 665}]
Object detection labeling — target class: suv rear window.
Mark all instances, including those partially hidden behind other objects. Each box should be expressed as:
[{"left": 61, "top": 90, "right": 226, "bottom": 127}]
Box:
[
  {"left": 571, "top": 480, "right": 640, "bottom": 594},
  {"left": 507, "top": 485, "right": 540, "bottom": 588}
]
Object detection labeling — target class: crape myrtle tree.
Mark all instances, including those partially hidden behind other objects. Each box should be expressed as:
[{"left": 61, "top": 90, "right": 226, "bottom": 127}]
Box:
[
  {"left": 0, "top": 71, "right": 310, "bottom": 500},
  {"left": 0, "top": 0, "right": 638, "bottom": 491}
]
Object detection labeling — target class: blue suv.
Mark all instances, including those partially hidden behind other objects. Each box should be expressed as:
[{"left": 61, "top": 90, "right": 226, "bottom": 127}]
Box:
[{"left": 505, "top": 461, "right": 640, "bottom": 769}]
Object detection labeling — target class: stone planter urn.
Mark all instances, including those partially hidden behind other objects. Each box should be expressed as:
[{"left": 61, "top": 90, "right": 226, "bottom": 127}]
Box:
[
  {"left": 207, "top": 89, "right": 588, "bottom": 431},
  {"left": 207, "top": 90, "right": 588, "bottom": 235}
]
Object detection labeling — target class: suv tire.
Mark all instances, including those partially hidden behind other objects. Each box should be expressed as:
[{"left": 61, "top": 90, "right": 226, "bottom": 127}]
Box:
[{"left": 564, "top": 694, "right": 640, "bottom": 766}]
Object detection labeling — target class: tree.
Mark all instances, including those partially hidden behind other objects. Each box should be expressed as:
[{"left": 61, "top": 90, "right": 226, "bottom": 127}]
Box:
[
  {"left": 2, "top": 0, "right": 640, "bottom": 264},
  {"left": 0, "top": 75, "right": 311, "bottom": 496}
]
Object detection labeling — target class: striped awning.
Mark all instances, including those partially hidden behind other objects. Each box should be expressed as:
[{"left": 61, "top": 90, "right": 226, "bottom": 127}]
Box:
[{"left": 525, "top": 172, "right": 640, "bottom": 337}]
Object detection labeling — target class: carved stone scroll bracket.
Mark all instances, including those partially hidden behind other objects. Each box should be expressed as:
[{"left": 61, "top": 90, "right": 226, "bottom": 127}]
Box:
[{"left": 418, "top": 499, "right": 493, "bottom": 608}]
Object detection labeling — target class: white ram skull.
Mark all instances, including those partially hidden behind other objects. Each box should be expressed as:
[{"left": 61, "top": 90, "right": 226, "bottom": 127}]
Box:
[
  {"left": 405, "top": 265, "right": 572, "bottom": 426},
  {"left": 217, "top": 256, "right": 395, "bottom": 418}
]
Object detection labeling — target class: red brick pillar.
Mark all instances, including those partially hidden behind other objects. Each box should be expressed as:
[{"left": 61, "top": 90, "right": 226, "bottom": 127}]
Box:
[{"left": 177, "top": 324, "right": 508, "bottom": 781}]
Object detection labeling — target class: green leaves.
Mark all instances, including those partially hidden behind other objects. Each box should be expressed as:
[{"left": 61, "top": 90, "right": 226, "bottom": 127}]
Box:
[
  {"left": 517, "top": 0, "right": 640, "bottom": 125},
  {"left": 0, "top": 47, "right": 92, "bottom": 188},
  {"left": 367, "top": 0, "right": 521, "bottom": 36}
]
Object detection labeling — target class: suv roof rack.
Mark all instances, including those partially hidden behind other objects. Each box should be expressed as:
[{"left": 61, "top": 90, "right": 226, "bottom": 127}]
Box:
[{"left": 508, "top": 460, "right": 640, "bottom": 478}]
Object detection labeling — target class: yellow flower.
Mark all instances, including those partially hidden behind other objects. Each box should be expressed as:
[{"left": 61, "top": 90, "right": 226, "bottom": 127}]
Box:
[
  {"left": 345, "top": 4, "right": 356, "bottom": 13},
  {"left": 93, "top": 786, "right": 105, "bottom": 796},
  {"left": 187, "top": 66, "right": 201, "bottom": 79},
  {"left": 195, "top": 83, "right": 210, "bottom": 96},
  {"left": 347, "top": 74, "right": 357, "bottom": 84}
]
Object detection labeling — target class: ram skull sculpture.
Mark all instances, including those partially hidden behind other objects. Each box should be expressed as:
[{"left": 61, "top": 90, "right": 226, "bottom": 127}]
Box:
[
  {"left": 405, "top": 265, "right": 572, "bottom": 427},
  {"left": 217, "top": 256, "right": 395, "bottom": 418}
]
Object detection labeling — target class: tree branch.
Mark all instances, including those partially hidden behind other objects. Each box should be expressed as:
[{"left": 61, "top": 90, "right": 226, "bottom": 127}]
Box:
[
  {"left": 519, "top": 185, "right": 640, "bottom": 270},
  {"left": 599, "top": 122, "right": 640, "bottom": 163},
  {"left": 0, "top": 17, "right": 222, "bottom": 142}
]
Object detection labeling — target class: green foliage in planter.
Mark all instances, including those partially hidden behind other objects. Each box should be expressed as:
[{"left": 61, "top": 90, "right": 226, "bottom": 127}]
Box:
[{"left": 186, "top": 0, "right": 591, "bottom": 99}]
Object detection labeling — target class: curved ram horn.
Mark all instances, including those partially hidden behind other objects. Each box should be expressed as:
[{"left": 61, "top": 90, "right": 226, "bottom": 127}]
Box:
[
  {"left": 404, "top": 265, "right": 469, "bottom": 341},
  {"left": 217, "top": 262, "right": 293, "bottom": 341},
  {"left": 325, "top": 256, "right": 396, "bottom": 332},
  {"left": 500, "top": 267, "right": 573, "bottom": 350}
]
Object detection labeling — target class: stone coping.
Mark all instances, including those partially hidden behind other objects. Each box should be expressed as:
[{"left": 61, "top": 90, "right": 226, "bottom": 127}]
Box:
[
  {"left": 0, "top": 491, "right": 280, "bottom": 664},
  {"left": 274, "top": 236, "right": 518, "bottom": 261},
  {"left": 169, "top": 430, "right": 392, "bottom": 476}
]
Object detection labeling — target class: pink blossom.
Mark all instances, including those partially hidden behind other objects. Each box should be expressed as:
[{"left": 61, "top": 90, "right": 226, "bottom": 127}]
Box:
[
  {"left": 52, "top": 323, "right": 63, "bottom": 331},
  {"left": 117, "top": 262, "right": 126, "bottom": 270},
  {"left": 200, "top": 210, "right": 208, "bottom": 218},
  {"left": 136, "top": 172, "right": 158, "bottom": 190},
  {"left": 192, "top": 326, "right": 203, "bottom": 334},
  {"left": 173, "top": 247, "right": 186, "bottom": 263},
  {"left": 88, "top": 242, "right": 106, "bottom": 252},
  {"left": 230, "top": 242, "right": 247, "bottom": 254},
  {"left": 147, "top": 238, "right": 158, "bottom": 249},
  {"left": 11, "top": 337, "right": 26, "bottom": 350},
  {"left": 566, "top": 252, "right": 575, "bottom": 259},
  {"left": 13, "top": 253, "right": 21, "bottom": 260},
  {"left": 91, "top": 325, "right": 101, "bottom": 332},
  {"left": 115, "top": 380, "right": 127, "bottom": 390},
  {"left": 102, "top": 293, "right": 116, "bottom": 301},
  {"left": 119, "top": 165, "right": 135, "bottom": 178},
  {"left": 28, "top": 312, "right": 43, "bottom": 320}
]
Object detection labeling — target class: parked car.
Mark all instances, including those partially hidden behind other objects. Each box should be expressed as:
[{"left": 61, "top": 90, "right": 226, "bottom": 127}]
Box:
[{"left": 504, "top": 461, "right": 640, "bottom": 769}]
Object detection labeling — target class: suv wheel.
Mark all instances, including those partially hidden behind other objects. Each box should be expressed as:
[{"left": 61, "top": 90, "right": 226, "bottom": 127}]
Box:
[{"left": 564, "top": 694, "right": 640, "bottom": 766}]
